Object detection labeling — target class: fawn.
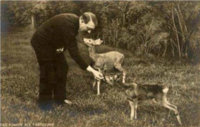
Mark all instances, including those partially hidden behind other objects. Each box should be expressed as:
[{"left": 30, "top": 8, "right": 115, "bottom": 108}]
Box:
[
  {"left": 122, "top": 82, "right": 182, "bottom": 125},
  {"left": 83, "top": 38, "right": 126, "bottom": 95}
]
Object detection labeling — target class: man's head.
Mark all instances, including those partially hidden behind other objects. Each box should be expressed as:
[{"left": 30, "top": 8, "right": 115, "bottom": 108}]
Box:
[{"left": 79, "top": 12, "right": 98, "bottom": 33}]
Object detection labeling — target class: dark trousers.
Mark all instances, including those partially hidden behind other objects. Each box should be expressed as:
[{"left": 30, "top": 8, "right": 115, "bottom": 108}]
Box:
[
  {"left": 31, "top": 39, "right": 68, "bottom": 103},
  {"left": 31, "top": 35, "right": 68, "bottom": 103},
  {"left": 38, "top": 53, "right": 68, "bottom": 103}
]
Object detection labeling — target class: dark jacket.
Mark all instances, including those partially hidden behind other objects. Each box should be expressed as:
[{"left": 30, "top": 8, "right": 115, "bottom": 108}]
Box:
[{"left": 31, "top": 13, "right": 88, "bottom": 70}]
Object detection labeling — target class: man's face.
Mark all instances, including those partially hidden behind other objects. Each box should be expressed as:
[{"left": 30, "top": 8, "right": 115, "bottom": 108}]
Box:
[{"left": 79, "top": 12, "right": 98, "bottom": 34}]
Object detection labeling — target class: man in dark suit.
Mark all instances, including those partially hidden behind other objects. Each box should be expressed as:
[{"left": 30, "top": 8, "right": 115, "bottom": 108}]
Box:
[{"left": 31, "top": 12, "right": 103, "bottom": 105}]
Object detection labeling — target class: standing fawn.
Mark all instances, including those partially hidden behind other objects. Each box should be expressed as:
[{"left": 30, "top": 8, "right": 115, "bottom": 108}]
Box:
[
  {"left": 122, "top": 82, "right": 182, "bottom": 125},
  {"left": 83, "top": 38, "right": 126, "bottom": 95}
]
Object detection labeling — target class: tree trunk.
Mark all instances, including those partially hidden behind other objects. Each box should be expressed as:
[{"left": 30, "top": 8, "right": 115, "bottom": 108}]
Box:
[
  {"left": 122, "top": 13, "right": 126, "bottom": 26},
  {"left": 31, "top": 14, "right": 36, "bottom": 30},
  {"left": 162, "top": 40, "right": 168, "bottom": 57},
  {"left": 175, "top": 8, "right": 185, "bottom": 57},
  {"left": 172, "top": 7, "right": 181, "bottom": 58},
  {"left": 176, "top": 4, "right": 189, "bottom": 58},
  {"left": 177, "top": 4, "right": 188, "bottom": 33},
  {"left": 175, "top": 8, "right": 185, "bottom": 42},
  {"left": 171, "top": 42, "right": 175, "bottom": 57}
]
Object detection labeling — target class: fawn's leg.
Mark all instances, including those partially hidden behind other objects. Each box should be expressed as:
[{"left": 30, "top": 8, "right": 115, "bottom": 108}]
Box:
[
  {"left": 134, "top": 100, "right": 138, "bottom": 119},
  {"left": 129, "top": 100, "right": 135, "bottom": 120},
  {"left": 122, "top": 71, "right": 126, "bottom": 84},
  {"left": 165, "top": 100, "right": 178, "bottom": 109},
  {"left": 162, "top": 98, "right": 182, "bottom": 125},
  {"left": 93, "top": 79, "right": 97, "bottom": 88},
  {"left": 114, "top": 64, "right": 126, "bottom": 83},
  {"left": 97, "top": 80, "right": 101, "bottom": 95}
]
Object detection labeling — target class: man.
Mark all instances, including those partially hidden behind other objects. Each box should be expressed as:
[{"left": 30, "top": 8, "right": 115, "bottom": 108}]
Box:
[{"left": 31, "top": 12, "right": 103, "bottom": 105}]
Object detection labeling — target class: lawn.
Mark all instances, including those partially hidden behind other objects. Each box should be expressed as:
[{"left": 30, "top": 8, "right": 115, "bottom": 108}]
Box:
[{"left": 1, "top": 28, "right": 200, "bottom": 127}]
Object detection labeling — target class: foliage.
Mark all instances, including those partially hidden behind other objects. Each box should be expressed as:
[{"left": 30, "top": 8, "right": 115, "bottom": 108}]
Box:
[{"left": 2, "top": 1, "right": 200, "bottom": 61}]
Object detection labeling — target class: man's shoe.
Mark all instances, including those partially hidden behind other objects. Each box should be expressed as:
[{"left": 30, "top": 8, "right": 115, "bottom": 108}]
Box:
[
  {"left": 37, "top": 100, "right": 54, "bottom": 111},
  {"left": 64, "top": 99, "right": 73, "bottom": 105},
  {"left": 54, "top": 99, "right": 73, "bottom": 106}
]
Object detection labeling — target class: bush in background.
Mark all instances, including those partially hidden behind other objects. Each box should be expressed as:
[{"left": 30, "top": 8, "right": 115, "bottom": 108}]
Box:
[{"left": 1, "top": 1, "right": 200, "bottom": 63}]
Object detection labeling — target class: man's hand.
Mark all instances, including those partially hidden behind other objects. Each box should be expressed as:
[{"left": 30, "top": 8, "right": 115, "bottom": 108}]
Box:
[
  {"left": 86, "top": 66, "right": 104, "bottom": 80},
  {"left": 93, "top": 70, "right": 104, "bottom": 80}
]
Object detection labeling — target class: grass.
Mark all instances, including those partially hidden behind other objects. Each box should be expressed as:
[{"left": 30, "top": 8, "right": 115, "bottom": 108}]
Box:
[{"left": 1, "top": 28, "right": 200, "bottom": 127}]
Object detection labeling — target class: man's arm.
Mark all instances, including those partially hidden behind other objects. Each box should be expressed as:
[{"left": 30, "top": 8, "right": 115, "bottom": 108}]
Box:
[
  {"left": 67, "top": 38, "right": 103, "bottom": 80},
  {"left": 68, "top": 41, "right": 88, "bottom": 70}
]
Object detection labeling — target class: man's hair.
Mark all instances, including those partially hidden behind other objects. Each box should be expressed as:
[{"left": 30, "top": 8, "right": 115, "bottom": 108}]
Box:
[{"left": 81, "top": 12, "right": 98, "bottom": 26}]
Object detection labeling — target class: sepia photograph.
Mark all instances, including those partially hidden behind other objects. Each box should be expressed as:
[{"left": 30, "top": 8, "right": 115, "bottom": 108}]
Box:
[{"left": 1, "top": 0, "right": 200, "bottom": 127}]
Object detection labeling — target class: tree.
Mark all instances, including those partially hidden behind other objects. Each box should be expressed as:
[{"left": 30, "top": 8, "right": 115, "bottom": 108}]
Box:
[{"left": 3, "top": 1, "right": 200, "bottom": 61}]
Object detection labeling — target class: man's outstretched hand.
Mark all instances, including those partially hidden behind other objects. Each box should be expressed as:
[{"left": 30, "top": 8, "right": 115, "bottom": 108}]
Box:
[{"left": 93, "top": 70, "right": 104, "bottom": 80}]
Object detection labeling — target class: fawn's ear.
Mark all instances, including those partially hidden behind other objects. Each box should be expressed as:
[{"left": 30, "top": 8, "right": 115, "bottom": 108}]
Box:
[{"left": 95, "top": 38, "right": 103, "bottom": 45}]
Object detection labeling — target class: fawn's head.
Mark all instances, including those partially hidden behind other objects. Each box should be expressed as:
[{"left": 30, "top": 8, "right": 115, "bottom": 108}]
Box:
[
  {"left": 125, "top": 82, "right": 138, "bottom": 98},
  {"left": 104, "top": 73, "right": 122, "bottom": 85},
  {"left": 83, "top": 38, "right": 103, "bottom": 47}
]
